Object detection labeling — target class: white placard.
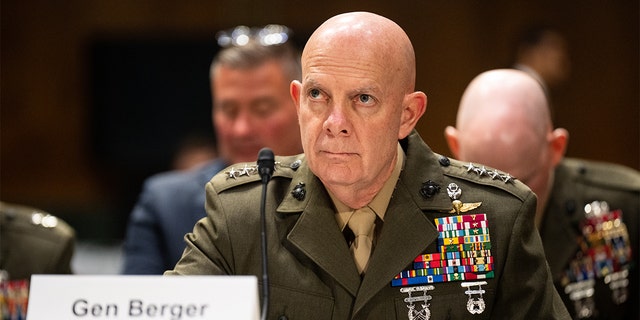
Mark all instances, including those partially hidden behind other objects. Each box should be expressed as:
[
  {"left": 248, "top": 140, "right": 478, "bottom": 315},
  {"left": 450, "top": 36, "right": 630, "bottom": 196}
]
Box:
[{"left": 27, "top": 275, "right": 259, "bottom": 320}]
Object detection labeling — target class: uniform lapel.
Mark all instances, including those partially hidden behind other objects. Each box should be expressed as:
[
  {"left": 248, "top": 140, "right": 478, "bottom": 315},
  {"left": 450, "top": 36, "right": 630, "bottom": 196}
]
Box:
[
  {"left": 278, "top": 158, "right": 362, "bottom": 296},
  {"left": 353, "top": 131, "right": 453, "bottom": 313},
  {"left": 541, "top": 204, "right": 580, "bottom": 279},
  {"left": 542, "top": 161, "right": 582, "bottom": 279},
  {"left": 278, "top": 131, "right": 455, "bottom": 310},
  {"left": 354, "top": 182, "right": 439, "bottom": 313}
]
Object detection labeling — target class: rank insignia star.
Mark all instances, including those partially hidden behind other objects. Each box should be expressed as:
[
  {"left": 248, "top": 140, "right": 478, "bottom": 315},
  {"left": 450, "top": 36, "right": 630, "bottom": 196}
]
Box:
[
  {"left": 225, "top": 161, "right": 289, "bottom": 179},
  {"left": 239, "top": 164, "right": 252, "bottom": 176},
  {"left": 224, "top": 164, "right": 259, "bottom": 179},
  {"left": 225, "top": 167, "right": 239, "bottom": 179},
  {"left": 463, "top": 163, "right": 515, "bottom": 184},
  {"left": 475, "top": 166, "right": 488, "bottom": 177},
  {"left": 465, "top": 162, "right": 476, "bottom": 172}
]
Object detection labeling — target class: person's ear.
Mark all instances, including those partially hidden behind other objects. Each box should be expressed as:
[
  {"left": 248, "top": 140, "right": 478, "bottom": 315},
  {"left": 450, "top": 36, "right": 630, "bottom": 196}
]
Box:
[
  {"left": 549, "top": 128, "right": 569, "bottom": 167},
  {"left": 290, "top": 80, "right": 302, "bottom": 113},
  {"left": 444, "top": 126, "right": 461, "bottom": 158},
  {"left": 398, "top": 91, "right": 427, "bottom": 139}
]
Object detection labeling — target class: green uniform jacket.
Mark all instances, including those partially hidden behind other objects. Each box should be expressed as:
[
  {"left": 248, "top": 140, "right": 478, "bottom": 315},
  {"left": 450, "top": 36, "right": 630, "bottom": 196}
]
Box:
[
  {"left": 0, "top": 201, "right": 75, "bottom": 280},
  {"left": 541, "top": 158, "right": 640, "bottom": 319},
  {"left": 168, "top": 131, "right": 569, "bottom": 319}
]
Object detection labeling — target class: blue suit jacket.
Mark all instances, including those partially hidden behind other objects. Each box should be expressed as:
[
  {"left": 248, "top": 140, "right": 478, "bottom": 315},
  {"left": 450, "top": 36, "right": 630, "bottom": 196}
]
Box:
[{"left": 122, "top": 159, "right": 226, "bottom": 274}]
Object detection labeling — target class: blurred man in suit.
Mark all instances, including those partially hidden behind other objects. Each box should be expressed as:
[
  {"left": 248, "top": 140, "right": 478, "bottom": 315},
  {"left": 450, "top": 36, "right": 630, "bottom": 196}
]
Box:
[{"left": 122, "top": 25, "right": 303, "bottom": 274}]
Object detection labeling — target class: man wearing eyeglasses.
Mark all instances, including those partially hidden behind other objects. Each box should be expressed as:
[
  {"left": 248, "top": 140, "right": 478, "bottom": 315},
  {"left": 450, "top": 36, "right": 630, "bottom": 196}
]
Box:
[{"left": 122, "top": 25, "right": 303, "bottom": 274}]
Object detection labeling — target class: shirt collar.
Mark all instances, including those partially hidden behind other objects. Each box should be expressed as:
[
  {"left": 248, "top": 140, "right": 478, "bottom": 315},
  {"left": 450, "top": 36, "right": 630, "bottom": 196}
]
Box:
[{"left": 332, "top": 143, "right": 405, "bottom": 230}]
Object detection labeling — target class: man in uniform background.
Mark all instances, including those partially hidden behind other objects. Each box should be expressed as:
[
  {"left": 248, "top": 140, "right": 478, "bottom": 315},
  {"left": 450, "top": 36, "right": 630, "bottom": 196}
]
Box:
[
  {"left": 445, "top": 68, "right": 639, "bottom": 319},
  {"left": 0, "top": 201, "right": 75, "bottom": 318},
  {"left": 167, "top": 12, "right": 569, "bottom": 319}
]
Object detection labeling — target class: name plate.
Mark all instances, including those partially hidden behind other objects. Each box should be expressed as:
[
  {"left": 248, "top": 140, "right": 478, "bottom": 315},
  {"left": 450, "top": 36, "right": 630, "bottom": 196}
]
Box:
[{"left": 27, "top": 275, "right": 259, "bottom": 320}]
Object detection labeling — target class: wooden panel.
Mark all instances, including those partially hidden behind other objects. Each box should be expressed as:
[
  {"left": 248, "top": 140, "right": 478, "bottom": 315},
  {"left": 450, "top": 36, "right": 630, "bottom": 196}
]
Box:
[{"left": 1, "top": 1, "right": 637, "bottom": 237}]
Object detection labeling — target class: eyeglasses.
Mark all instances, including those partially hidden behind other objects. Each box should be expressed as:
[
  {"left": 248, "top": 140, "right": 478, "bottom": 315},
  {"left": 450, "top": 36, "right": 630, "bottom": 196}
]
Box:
[{"left": 215, "top": 24, "right": 291, "bottom": 47}]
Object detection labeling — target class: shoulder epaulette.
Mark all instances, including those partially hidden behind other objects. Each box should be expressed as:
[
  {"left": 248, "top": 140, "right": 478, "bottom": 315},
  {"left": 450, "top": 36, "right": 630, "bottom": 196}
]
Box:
[
  {"left": 211, "top": 154, "right": 304, "bottom": 193},
  {"left": 562, "top": 158, "right": 640, "bottom": 192},
  {"left": 0, "top": 201, "right": 75, "bottom": 240},
  {"left": 440, "top": 156, "right": 532, "bottom": 202}
]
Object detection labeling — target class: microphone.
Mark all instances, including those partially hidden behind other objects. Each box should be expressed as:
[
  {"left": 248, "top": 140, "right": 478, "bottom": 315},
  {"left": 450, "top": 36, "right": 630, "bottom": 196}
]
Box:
[
  {"left": 256, "top": 148, "right": 274, "bottom": 320},
  {"left": 257, "top": 148, "right": 275, "bottom": 183}
]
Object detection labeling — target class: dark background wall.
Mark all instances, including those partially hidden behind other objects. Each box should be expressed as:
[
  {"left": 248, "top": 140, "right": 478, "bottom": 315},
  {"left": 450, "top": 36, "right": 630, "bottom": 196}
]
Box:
[{"left": 2, "top": 1, "right": 638, "bottom": 241}]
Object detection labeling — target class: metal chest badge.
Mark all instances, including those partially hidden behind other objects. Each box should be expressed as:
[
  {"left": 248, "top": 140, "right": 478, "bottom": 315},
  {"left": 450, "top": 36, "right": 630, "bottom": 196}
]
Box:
[
  {"left": 401, "top": 285, "right": 434, "bottom": 320},
  {"left": 394, "top": 183, "right": 492, "bottom": 317},
  {"left": 461, "top": 281, "right": 488, "bottom": 314},
  {"left": 561, "top": 201, "right": 632, "bottom": 318}
]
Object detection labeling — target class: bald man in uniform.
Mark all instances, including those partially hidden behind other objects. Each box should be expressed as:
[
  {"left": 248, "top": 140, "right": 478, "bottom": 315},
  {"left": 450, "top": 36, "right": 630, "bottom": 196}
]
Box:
[
  {"left": 168, "top": 13, "right": 569, "bottom": 319},
  {"left": 445, "top": 69, "right": 639, "bottom": 319}
]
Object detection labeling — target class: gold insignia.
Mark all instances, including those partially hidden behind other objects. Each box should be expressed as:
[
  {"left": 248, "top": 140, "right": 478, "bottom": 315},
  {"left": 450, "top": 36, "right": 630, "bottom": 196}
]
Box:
[{"left": 449, "top": 200, "right": 482, "bottom": 214}]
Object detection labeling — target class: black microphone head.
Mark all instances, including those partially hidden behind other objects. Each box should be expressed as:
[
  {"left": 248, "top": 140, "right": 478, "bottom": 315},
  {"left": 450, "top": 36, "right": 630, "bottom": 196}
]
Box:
[{"left": 257, "top": 147, "right": 275, "bottom": 182}]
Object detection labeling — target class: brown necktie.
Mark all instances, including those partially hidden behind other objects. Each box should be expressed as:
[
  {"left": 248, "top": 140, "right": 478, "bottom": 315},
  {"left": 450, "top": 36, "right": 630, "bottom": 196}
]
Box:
[{"left": 347, "top": 206, "right": 377, "bottom": 274}]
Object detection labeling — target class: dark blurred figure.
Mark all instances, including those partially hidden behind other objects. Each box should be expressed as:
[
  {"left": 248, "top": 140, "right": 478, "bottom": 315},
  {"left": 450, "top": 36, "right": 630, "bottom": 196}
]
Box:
[
  {"left": 446, "top": 69, "right": 639, "bottom": 320},
  {"left": 0, "top": 201, "right": 75, "bottom": 319},
  {"left": 513, "top": 24, "right": 571, "bottom": 97},
  {"left": 121, "top": 25, "right": 303, "bottom": 274},
  {"left": 171, "top": 133, "right": 218, "bottom": 171}
]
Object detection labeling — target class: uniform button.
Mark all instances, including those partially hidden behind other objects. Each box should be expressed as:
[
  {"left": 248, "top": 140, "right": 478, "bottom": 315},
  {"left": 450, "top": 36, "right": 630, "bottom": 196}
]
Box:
[
  {"left": 439, "top": 156, "right": 450, "bottom": 167},
  {"left": 565, "top": 200, "right": 576, "bottom": 215},
  {"left": 578, "top": 165, "right": 587, "bottom": 175},
  {"left": 278, "top": 316, "right": 288, "bottom": 320},
  {"left": 290, "top": 160, "right": 301, "bottom": 170}
]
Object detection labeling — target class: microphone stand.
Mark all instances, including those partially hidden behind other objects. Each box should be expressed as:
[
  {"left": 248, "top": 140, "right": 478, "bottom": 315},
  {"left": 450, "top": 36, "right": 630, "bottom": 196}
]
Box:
[
  {"left": 259, "top": 179, "right": 269, "bottom": 320},
  {"left": 257, "top": 148, "right": 274, "bottom": 320}
]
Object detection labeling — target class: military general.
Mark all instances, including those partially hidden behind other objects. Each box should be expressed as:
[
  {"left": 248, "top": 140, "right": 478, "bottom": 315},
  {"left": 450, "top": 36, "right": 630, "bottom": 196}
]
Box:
[{"left": 167, "top": 12, "right": 570, "bottom": 319}]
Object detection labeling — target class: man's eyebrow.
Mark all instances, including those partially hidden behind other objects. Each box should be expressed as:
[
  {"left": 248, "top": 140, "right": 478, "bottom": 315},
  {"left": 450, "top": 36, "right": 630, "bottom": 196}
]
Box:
[
  {"left": 352, "top": 85, "right": 378, "bottom": 93},
  {"left": 302, "top": 78, "right": 321, "bottom": 88}
]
